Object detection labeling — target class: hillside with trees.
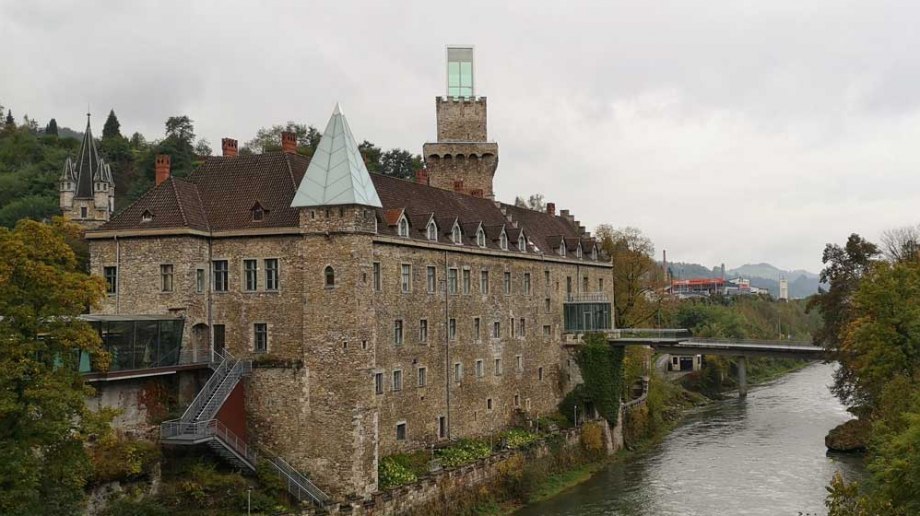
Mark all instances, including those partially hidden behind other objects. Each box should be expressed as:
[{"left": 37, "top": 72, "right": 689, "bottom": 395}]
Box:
[{"left": 0, "top": 102, "right": 423, "bottom": 228}]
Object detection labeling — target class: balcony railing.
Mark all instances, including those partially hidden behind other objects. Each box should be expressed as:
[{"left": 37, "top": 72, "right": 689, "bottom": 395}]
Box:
[{"left": 566, "top": 292, "right": 610, "bottom": 303}]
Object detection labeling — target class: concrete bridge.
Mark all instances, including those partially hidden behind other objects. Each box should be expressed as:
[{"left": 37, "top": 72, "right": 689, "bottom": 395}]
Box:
[{"left": 563, "top": 329, "right": 825, "bottom": 398}]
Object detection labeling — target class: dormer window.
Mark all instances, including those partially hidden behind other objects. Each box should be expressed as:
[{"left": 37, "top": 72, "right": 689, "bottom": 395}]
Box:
[
  {"left": 251, "top": 203, "right": 265, "bottom": 222},
  {"left": 141, "top": 210, "right": 153, "bottom": 223},
  {"left": 518, "top": 233, "right": 527, "bottom": 252},
  {"left": 592, "top": 246, "right": 598, "bottom": 261},
  {"left": 576, "top": 244, "right": 583, "bottom": 259},
  {"left": 398, "top": 215, "right": 409, "bottom": 237},
  {"left": 499, "top": 231, "right": 508, "bottom": 251},
  {"left": 559, "top": 244, "right": 566, "bottom": 257},
  {"left": 477, "top": 228, "right": 486, "bottom": 248},
  {"left": 452, "top": 224, "right": 463, "bottom": 244},
  {"left": 427, "top": 220, "right": 438, "bottom": 241}
]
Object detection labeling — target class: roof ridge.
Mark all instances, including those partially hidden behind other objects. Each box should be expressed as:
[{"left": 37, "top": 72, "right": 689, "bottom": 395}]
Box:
[
  {"left": 169, "top": 178, "right": 189, "bottom": 227},
  {"left": 174, "top": 176, "right": 210, "bottom": 231}
]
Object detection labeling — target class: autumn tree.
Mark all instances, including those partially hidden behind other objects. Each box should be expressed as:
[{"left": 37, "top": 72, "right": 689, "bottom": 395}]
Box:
[
  {"left": 596, "top": 225, "right": 665, "bottom": 328},
  {"left": 0, "top": 219, "right": 111, "bottom": 514},
  {"left": 807, "top": 234, "right": 880, "bottom": 410}
]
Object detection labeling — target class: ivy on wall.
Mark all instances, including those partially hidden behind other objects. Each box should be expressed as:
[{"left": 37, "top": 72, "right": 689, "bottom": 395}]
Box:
[{"left": 566, "top": 333, "right": 625, "bottom": 425}]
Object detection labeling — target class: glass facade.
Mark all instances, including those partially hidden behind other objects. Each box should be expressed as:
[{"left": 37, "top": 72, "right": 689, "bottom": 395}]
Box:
[
  {"left": 79, "top": 317, "right": 186, "bottom": 373},
  {"left": 447, "top": 47, "right": 474, "bottom": 98},
  {"left": 563, "top": 302, "right": 612, "bottom": 333}
]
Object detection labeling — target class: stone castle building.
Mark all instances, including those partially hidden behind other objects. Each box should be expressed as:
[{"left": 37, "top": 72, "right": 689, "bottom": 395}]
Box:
[
  {"left": 60, "top": 114, "right": 115, "bottom": 227},
  {"left": 83, "top": 49, "right": 613, "bottom": 500}
]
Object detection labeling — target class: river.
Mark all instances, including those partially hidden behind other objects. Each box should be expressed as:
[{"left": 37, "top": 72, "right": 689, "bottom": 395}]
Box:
[{"left": 519, "top": 363, "right": 864, "bottom": 516}]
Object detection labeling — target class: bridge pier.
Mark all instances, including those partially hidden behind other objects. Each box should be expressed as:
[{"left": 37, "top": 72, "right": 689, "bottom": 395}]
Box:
[{"left": 737, "top": 356, "right": 748, "bottom": 399}]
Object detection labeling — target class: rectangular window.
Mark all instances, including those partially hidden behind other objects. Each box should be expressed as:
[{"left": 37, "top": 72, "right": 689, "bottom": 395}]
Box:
[
  {"left": 265, "top": 258, "right": 279, "bottom": 291},
  {"left": 448, "top": 267, "right": 458, "bottom": 294},
  {"left": 401, "top": 264, "right": 411, "bottom": 293},
  {"left": 543, "top": 325, "right": 551, "bottom": 337},
  {"left": 213, "top": 260, "right": 228, "bottom": 292},
  {"left": 566, "top": 276, "right": 573, "bottom": 295},
  {"left": 599, "top": 278, "right": 604, "bottom": 291},
  {"left": 254, "top": 323, "right": 268, "bottom": 353},
  {"left": 394, "top": 319, "right": 403, "bottom": 345},
  {"left": 417, "top": 366, "right": 427, "bottom": 387},
  {"left": 515, "top": 394, "right": 521, "bottom": 408},
  {"left": 516, "top": 355, "right": 523, "bottom": 372},
  {"left": 196, "top": 268, "right": 205, "bottom": 293},
  {"left": 487, "top": 398, "right": 493, "bottom": 410},
  {"left": 373, "top": 262, "right": 381, "bottom": 292},
  {"left": 243, "top": 259, "right": 258, "bottom": 291},
  {"left": 427, "top": 266, "right": 437, "bottom": 293},
  {"left": 375, "top": 372, "right": 384, "bottom": 395},
  {"left": 519, "top": 318, "right": 526, "bottom": 337},
  {"left": 160, "top": 264, "right": 174, "bottom": 292},
  {"left": 462, "top": 268, "right": 471, "bottom": 294},
  {"left": 474, "top": 317, "right": 481, "bottom": 340},
  {"left": 419, "top": 319, "right": 428, "bottom": 343},
  {"left": 476, "top": 359, "right": 484, "bottom": 378},
  {"left": 494, "top": 358, "right": 503, "bottom": 376},
  {"left": 492, "top": 321, "right": 501, "bottom": 339},
  {"left": 480, "top": 270, "right": 489, "bottom": 294},
  {"left": 392, "top": 370, "right": 402, "bottom": 391},
  {"left": 80, "top": 206, "right": 87, "bottom": 219},
  {"left": 544, "top": 270, "right": 550, "bottom": 290},
  {"left": 503, "top": 271, "right": 512, "bottom": 294},
  {"left": 545, "top": 298, "right": 551, "bottom": 313},
  {"left": 583, "top": 276, "right": 589, "bottom": 292},
  {"left": 510, "top": 317, "right": 516, "bottom": 338},
  {"left": 449, "top": 318, "right": 457, "bottom": 340},
  {"left": 538, "top": 366, "right": 544, "bottom": 381},
  {"left": 396, "top": 422, "right": 406, "bottom": 441},
  {"left": 523, "top": 272, "right": 531, "bottom": 295},
  {"left": 438, "top": 416, "right": 447, "bottom": 439},
  {"left": 103, "top": 266, "right": 117, "bottom": 294},
  {"left": 454, "top": 362, "right": 463, "bottom": 382},
  {"left": 213, "top": 325, "right": 226, "bottom": 354}
]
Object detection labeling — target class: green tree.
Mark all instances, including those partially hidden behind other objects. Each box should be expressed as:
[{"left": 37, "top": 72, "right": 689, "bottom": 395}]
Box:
[
  {"left": 808, "top": 234, "right": 880, "bottom": 410},
  {"left": 379, "top": 149, "right": 422, "bottom": 180},
  {"left": 243, "top": 122, "right": 320, "bottom": 154},
  {"left": 102, "top": 109, "right": 121, "bottom": 140},
  {"left": 164, "top": 115, "right": 195, "bottom": 146},
  {"left": 45, "top": 119, "right": 59, "bottom": 137},
  {"left": 359, "top": 140, "right": 381, "bottom": 172},
  {"left": 0, "top": 219, "right": 111, "bottom": 514},
  {"left": 4, "top": 109, "right": 14, "bottom": 127},
  {"left": 194, "top": 139, "right": 212, "bottom": 157}
]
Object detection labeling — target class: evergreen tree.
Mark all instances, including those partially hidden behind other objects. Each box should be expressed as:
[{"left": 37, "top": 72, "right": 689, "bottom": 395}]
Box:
[
  {"left": 4, "top": 110, "right": 14, "bottom": 127},
  {"left": 102, "top": 109, "right": 121, "bottom": 140},
  {"left": 44, "top": 119, "right": 58, "bottom": 137}
]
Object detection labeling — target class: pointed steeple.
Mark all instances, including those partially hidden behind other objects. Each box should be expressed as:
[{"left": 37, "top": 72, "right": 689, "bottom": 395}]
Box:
[
  {"left": 290, "top": 104, "right": 382, "bottom": 208},
  {"left": 73, "top": 113, "right": 107, "bottom": 198}
]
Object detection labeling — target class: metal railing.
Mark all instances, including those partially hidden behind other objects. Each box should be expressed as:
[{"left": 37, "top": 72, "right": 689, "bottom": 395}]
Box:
[
  {"left": 160, "top": 418, "right": 256, "bottom": 466},
  {"left": 179, "top": 349, "right": 238, "bottom": 422},
  {"left": 565, "top": 292, "right": 610, "bottom": 303},
  {"left": 612, "top": 328, "right": 691, "bottom": 340},
  {"left": 259, "top": 446, "right": 329, "bottom": 506},
  {"left": 684, "top": 337, "right": 816, "bottom": 348}
]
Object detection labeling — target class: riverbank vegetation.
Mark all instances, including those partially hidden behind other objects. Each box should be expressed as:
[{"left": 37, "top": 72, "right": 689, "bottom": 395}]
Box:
[{"left": 812, "top": 231, "right": 920, "bottom": 515}]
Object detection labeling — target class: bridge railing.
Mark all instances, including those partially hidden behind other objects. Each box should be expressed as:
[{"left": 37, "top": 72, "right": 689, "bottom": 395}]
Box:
[
  {"left": 685, "top": 337, "right": 817, "bottom": 348},
  {"left": 611, "top": 328, "right": 691, "bottom": 340}
]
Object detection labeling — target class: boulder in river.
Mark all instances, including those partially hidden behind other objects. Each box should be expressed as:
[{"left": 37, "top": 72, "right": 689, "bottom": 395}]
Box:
[{"left": 825, "top": 418, "right": 870, "bottom": 452}]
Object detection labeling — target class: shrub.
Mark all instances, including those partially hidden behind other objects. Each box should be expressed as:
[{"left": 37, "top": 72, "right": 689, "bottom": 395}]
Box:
[
  {"left": 501, "top": 429, "right": 540, "bottom": 449},
  {"left": 378, "top": 456, "right": 417, "bottom": 489},
  {"left": 100, "top": 496, "right": 169, "bottom": 516},
  {"left": 436, "top": 439, "right": 492, "bottom": 468},
  {"left": 580, "top": 422, "right": 605, "bottom": 453},
  {"left": 90, "top": 436, "right": 160, "bottom": 484}
]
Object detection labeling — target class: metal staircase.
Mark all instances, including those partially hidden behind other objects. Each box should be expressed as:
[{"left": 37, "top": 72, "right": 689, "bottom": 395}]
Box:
[{"left": 160, "top": 350, "right": 328, "bottom": 507}]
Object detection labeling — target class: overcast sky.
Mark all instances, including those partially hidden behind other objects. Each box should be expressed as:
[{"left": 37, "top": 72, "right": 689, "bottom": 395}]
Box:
[{"left": 3, "top": 0, "right": 919, "bottom": 272}]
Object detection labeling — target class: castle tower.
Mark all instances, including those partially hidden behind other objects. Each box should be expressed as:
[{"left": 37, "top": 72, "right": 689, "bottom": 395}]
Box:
[
  {"left": 423, "top": 46, "right": 499, "bottom": 199},
  {"left": 779, "top": 277, "right": 789, "bottom": 301},
  {"left": 60, "top": 113, "right": 114, "bottom": 228}
]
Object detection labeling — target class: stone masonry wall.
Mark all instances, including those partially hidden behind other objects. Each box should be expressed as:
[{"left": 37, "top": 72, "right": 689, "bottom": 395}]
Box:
[{"left": 435, "top": 97, "right": 488, "bottom": 142}]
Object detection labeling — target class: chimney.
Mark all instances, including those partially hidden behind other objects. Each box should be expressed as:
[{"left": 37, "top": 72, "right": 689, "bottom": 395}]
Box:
[
  {"left": 221, "top": 138, "right": 238, "bottom": 157},
  {"left": 546, "top": 202, "right": 556, "bottom": 216},
  {"left": 416, "top": 168, "right": 429, "bottom": 185},
  {"left": 281, "top": 131, "right": 297, "bottom": 154},
  {"left": 453, "top": 179, "right": 464, "bottom": 192},
  {"left": 155, "top": 154, "right": 171, "bottom": 186}
]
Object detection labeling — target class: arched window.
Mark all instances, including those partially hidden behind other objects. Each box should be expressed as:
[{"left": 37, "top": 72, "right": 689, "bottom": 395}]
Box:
[
  {"left": 499, "top": 231, "right": 508, "bottom": 251},
  {"left": 324, "top": 266, "right": 335, "bottom": 288},
  {"left": 576, "top": 245, "right": 583, "bottom": 259},
  {"left": 398, "top": 216, "right": 409, "bottom": 237},
  {"left": 141, "top": 210, "right": 153, "bottom": 223},
  {"left": 591, "top": 246, "right": 598, "bottom": 261},
  {"left": 427, "top": 220, "right": 438, "bottom": 241},
  {"left": 452, "top": 224, "right": 462, "bottom": 244},
  {"left": 559, "top": 244, "right": 566, "bottom": 257},
  {"left": 477, "top": 228, "right": 486, "bottom": 248},
  {"left": 518, "top": 233, "right": 527, "bottom": 252}
]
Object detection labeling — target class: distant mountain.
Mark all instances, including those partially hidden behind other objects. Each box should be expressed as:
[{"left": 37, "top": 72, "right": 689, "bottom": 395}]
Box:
[{"left": 662, "top": 261, "right": 821, "bottom": 299}]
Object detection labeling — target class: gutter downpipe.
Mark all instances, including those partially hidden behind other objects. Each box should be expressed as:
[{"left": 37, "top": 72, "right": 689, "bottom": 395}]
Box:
[
  {"left": 207, "top": 233, "right": 213, "bottom": 363},
  {"left": 114, "top": 235, "right": 120, "bottom": 314},
  {"left": 444, "top": 249, "right": 451, "bottom": 440}
]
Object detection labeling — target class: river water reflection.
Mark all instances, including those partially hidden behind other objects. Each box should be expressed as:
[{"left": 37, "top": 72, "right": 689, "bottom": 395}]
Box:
[{"left": 518, "top": 363, "right": 864, "bottom": 516}]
